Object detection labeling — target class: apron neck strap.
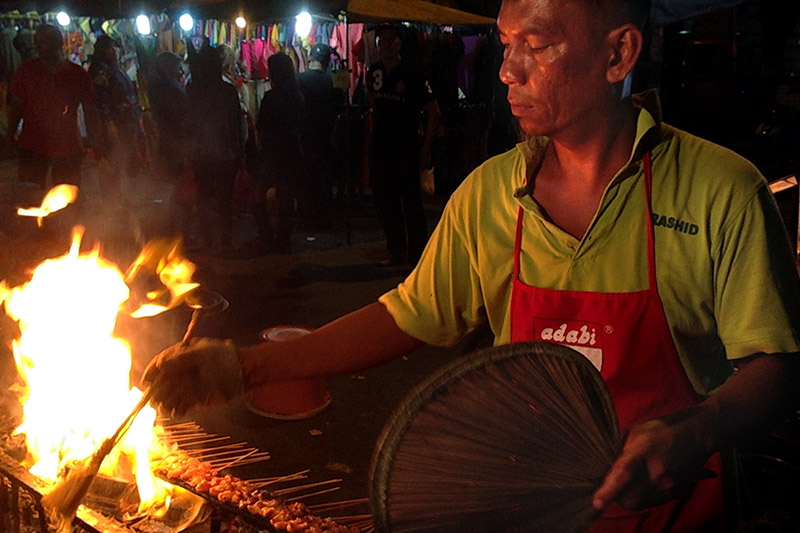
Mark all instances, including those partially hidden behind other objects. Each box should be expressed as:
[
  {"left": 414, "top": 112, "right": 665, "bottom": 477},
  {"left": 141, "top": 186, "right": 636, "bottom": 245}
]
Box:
[{"left": 513, "top": 151, "right": 656, "bottom": 287}]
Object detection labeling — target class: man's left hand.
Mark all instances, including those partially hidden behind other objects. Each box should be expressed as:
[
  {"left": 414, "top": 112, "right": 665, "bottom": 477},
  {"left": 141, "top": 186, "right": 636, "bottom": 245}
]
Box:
[{"left": 592, "top": 413, "right": 711, "bottom": 511}]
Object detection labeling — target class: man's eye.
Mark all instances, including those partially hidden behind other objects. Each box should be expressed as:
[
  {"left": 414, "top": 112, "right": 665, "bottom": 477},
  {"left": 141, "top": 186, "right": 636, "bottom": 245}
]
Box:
[{"left": 525, "top": 41, "right": 550, "bottom": 52}]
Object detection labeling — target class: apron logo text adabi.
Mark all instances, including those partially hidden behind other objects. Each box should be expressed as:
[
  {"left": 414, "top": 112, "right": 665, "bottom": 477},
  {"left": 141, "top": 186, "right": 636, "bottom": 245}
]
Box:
[
  {"left": 540, "top": 323, "right": 597, "bottom": 345},
  {"left": 534, "top": 319, "right": 604, "bottom": 371}
]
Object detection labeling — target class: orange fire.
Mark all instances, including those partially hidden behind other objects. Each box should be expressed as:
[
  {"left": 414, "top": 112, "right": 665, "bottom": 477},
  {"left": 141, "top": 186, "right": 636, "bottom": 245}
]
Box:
[
  {"left": 0, "top": 226, "right": 198, "bottom": 517},
  {"left": 16, "top": 184, "right": 79, "bottom": 227}
]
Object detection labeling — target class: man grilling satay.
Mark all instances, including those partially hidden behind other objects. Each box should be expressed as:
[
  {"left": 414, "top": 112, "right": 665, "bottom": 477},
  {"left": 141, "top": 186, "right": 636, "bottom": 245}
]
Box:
[{"left": 145, "top": 0, "right": 800, "bottom": 530}]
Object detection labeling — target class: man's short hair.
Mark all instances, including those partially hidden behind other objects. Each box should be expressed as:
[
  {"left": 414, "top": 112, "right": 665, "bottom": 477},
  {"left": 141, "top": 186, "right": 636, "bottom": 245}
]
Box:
[
  {"left": 375, "top": 24, "right": 400, "bottom": 42},
  {"left": 590, "top": 0, "right": 651, "bottom": 30}
]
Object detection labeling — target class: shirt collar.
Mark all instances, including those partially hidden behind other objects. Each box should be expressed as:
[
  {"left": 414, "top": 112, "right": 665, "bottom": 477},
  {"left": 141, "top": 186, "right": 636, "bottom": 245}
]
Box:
[{"left": 514, "top": 89, "right": 663, "bottom": 199}]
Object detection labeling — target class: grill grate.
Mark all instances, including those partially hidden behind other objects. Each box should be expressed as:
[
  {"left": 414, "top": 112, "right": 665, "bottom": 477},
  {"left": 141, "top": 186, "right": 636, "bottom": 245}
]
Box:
[{"left": 0, "top": 449, "right": 134, "bottom": 533}]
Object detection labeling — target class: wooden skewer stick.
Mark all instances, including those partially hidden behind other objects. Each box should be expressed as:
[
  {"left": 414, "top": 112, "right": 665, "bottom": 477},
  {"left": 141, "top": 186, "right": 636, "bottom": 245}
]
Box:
[
  {"left": 213, "top": 456, "right": 271, "bottom": 470},
  {"left": 332, "top": 514, "right": 373, "bottom": 524},
  {"left": 161, "top": 424, "right": 204, "bottom": 430},
  {"left": 212, "top": 448, "right": 260, "bottom": 470},
  {"left": 159, "top": 420, "right": 200, "bottom": 428},
  {"left": 273, "top": 479, "right": 342, "bottom": 496},
  {"left": 284, "top": 486, "right": 340, "bottom": 502},
  {"left": 219, "top": 454, "right": 271, "bottom": 468},
  {"left": 250, "top": 469, "right": 311, "bottom": 488},
  {"left": 190, "top": 446, "right": 250, "bottom": 460},
  {"left": 307, "top": 498, "right": 369, "bottom": 512},
  {"left": 166, "top": 435, "right": 231, "bottom": 445},
  {"left": 203, "top": 448, "right": 258, "bottom": 464}
]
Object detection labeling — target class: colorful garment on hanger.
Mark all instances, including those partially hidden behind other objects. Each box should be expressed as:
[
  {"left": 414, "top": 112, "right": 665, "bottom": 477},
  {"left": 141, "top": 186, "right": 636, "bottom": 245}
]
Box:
[{"left": 330, "top": 22, "right": 364, "bottom": 99}]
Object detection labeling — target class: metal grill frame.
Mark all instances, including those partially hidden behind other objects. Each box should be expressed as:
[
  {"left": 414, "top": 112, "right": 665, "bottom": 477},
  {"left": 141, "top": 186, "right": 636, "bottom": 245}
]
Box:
[{"left": 0, "top": 449, "right": 135, "bottom": 533}]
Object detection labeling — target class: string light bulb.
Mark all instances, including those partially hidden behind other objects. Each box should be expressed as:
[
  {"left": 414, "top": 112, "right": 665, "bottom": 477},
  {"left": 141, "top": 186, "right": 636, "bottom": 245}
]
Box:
[
  {"left": 179, "top": 13, "right": 194, "bottom": 32},
  {"left": 295, "top": 11, "right": 312, "bottom": 39},
  {"left": 136, "top": 14, "right": 151, "bottom": 35},
  {"left": 56, "top": 11, "right": 70, "bottom": 27},
  {"left": 235, "top": 16, "right": 246, "bottom": 29}
]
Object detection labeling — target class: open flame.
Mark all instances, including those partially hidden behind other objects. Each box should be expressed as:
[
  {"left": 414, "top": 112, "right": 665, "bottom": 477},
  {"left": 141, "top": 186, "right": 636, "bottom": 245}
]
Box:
[
  {"left": 126, "top": 239, "right": 200, "bottom": 319},
  {"left": 16, "top": 184, "right": 79, "bottom": 227},
  {"left": 0, "top": 226, "right": 199, "bottom": 517}
]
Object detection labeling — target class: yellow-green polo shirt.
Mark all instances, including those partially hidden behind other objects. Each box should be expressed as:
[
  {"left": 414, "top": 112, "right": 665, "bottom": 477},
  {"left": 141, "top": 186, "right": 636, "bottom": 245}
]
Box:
[{"left": 379, "top": 92, "right": 800, "bottom": 395}]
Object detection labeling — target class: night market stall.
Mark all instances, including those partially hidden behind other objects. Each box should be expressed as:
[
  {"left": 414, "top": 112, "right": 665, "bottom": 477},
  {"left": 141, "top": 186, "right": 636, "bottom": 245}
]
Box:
[{"left": 0, "top": 1, "right": 798, "bottom": 533}]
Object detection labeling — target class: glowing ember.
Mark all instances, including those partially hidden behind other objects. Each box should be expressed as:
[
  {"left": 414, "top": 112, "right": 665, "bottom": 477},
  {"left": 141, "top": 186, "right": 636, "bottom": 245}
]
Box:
[
  {"left": 0, "top": 227, "right": 199, "bottom": 517},
  {"left": 17, "top": 184, "right": 79, "bottom": 226}
]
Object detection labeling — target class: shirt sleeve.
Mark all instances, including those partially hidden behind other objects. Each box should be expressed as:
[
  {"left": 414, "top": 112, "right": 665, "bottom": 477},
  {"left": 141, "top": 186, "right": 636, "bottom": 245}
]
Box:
[
  {"left": 379, "top": 186, "right": 487, "bottom": 347},
  {"left": 714, "top": 183, "right": 800, "bottom": 359}
]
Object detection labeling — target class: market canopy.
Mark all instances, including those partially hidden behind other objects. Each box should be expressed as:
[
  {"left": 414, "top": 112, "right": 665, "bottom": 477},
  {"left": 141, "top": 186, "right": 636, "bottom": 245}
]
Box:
[
  {"left": 0, "top": 0, "right": 749, "bottom": 27},
  {"left": 161, "top": 0, "right": 495, "bottom": 25},
  {"left": 340, "top": 0, "right": 495, "bottom": 25}
]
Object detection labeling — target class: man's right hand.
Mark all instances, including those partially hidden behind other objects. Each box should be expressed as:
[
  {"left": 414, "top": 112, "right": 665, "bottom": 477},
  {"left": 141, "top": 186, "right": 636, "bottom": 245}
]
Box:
[{"left": 143, "top": 338, "right": 244, "bottom": 416}]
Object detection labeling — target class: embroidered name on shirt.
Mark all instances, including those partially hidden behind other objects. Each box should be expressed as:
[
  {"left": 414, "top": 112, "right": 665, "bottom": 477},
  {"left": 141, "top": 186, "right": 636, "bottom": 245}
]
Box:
[{"left": 652, "top": 213, "right": 699, "bottom": 235}]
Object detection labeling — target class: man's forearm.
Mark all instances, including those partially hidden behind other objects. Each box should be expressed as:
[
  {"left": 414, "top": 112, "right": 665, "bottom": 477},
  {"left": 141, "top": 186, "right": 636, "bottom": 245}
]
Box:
[
  {"left": 593, "top": 351, "right": 800, "bottom": 511},
  {"left": 697, "top": 352, "right": 800, "bottom": 454},
  {"left": 238, "top": 301, "right": 424, "bottom": 387}
]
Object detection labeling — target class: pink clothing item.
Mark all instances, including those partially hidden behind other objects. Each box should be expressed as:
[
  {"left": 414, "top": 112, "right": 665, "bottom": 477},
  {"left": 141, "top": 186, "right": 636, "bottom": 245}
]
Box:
[
  {"left": 241, "top": 41, "right": 256, "bottom": 78},
  {"left": 330, "top": 22, "right": 365, "bottom": 99},
  {"left": 255, "top": 39, "right": 269, "bottom": 79}
]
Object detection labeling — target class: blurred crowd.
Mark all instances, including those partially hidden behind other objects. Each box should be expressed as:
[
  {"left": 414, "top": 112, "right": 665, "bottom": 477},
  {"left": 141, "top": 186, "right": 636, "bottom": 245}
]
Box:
[{"left": 2, "top": 23, "right": 349, "bottom": 259}]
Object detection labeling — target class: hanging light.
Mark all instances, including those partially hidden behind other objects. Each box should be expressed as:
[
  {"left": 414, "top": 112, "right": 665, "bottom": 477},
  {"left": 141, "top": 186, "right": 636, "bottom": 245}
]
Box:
[
  {"left": 295, "top": 11, "right": 312, "bottom": 39},
  {"left": 235, "top": 16, "right": 247, "bottom": 29},
  {"left": 179, "top": 13, "right": 194, "bottom": 32},
  {"left": 136, "top": 14, "right": 151, "bottom": 35},
  {"left": 56, "top": 11, "right": 70, "bottom": 27}
]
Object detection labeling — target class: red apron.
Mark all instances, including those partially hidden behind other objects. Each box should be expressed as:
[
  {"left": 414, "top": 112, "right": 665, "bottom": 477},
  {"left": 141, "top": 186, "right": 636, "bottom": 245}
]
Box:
[{"left": 510, "top": 153, "right": 724, "bottom": 532}]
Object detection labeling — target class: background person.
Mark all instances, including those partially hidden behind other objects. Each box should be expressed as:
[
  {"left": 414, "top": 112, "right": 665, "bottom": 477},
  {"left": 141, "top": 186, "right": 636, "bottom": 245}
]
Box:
[
  {"left": 255, "top": 52, "right": 305, "bottom": 254},
  {"left": 367, "top": 24, "right": 440, "bottom": 268},
  {"left": 184, "top": 45, "right": 244, "bottom": 253},
  {"left": 298, "top": 43, "right": 345, "bottom": 229},
  {"left": 147, "top": 52, "right": 187, "bottom": 185},
  {"left": 89, "top": 34, "right": 142, "bottom": 207},
  {"left": 144, "top": 0, "right": 800, "bottom": 530},
  {"left": 7, "top": 24, "right": 102, "bottom": 190}
]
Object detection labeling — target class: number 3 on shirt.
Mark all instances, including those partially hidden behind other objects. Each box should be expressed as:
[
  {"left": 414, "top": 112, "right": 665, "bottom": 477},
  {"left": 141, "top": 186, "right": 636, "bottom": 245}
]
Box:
[{"left": 372, "top": 70, "right": 383, "bottom": 91}]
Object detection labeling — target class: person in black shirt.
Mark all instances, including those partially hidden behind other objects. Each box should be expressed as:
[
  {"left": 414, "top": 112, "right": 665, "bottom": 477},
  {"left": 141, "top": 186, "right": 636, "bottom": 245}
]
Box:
[
  {"left": 256, "top": 52, "right": 305, "bottom": 253},
  {"left": 184, "top": 45, "right": 244, "bottom": 252},
  {"left": 297, "top": 43, "right": 345, "bottom": 228},
  {"left": 367, "top": 25, "right": 440, "bottom": 268}
]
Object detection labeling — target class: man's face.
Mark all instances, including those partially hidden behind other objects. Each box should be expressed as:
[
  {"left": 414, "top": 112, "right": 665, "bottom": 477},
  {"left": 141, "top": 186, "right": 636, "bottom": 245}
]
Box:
[
  {"left": 498, "top": 0, "right": 613, "bottom": 139},
  {"left": 376, "top": 29, "right": 401, "bottom": 61}
]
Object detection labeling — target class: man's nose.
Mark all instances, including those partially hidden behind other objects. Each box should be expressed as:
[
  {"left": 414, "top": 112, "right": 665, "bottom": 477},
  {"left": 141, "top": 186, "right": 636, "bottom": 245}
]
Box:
[{"left": 499, "top": 46, "right": 525, "bottom": 86}]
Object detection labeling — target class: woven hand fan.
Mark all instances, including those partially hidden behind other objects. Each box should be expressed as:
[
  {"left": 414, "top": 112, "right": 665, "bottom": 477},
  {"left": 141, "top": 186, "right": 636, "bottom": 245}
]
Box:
[{"left": 369, "top": 341, "right": 622, "bottom": 533}]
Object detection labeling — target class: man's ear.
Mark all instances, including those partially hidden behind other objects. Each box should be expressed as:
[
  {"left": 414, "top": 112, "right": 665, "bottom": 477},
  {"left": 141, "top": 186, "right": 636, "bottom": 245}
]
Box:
[{"left": 605, "top": 24, "right": 643, "bottom": 84}]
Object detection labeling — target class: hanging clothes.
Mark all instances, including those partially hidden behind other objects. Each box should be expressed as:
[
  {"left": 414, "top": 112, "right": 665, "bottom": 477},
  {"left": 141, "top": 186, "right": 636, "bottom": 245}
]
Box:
[
  {"left": 457, "top": 35, "right": 485, "bottom": 102},
  {"left": 330, "top": 22, "right": 364, "bottom": 100}
]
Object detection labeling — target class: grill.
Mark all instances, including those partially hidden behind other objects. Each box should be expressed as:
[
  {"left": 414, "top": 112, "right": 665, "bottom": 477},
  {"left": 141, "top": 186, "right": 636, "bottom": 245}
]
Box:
[
  {"left": 0, "top": 448, "right": 133, "bottom": 533},
  {"left": 0, "top": 423, "right": 371, "bottom": 533}
]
